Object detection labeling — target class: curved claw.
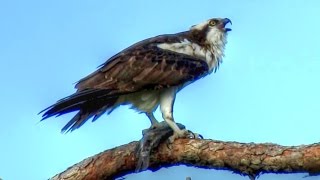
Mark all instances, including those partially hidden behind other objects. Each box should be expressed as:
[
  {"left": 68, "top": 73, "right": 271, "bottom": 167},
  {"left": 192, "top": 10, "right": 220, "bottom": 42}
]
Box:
[
  {"left": 186, "top": 130, "right": 204, "bottom": 139},
  {"left": 168, "top": 129, "right": 203, "bottom": 143}
]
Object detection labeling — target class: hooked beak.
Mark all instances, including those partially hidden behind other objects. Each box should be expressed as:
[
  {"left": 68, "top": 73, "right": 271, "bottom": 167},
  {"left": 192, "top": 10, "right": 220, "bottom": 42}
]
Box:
[{"left": 222, "top": 18, "right": 232, "bottom": 32}]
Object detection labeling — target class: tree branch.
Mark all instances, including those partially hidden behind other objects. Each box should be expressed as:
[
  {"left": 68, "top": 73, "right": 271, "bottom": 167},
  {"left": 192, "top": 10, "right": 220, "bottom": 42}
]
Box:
[{"left": 50, "top": 138, "right": 320, "bottom": 180}]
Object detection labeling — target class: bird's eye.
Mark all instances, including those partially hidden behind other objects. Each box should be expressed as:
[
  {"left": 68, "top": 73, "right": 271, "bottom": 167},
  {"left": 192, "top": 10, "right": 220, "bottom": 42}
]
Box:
[{"left": 209, "top": 20, "right": 216, "bottom": 27}]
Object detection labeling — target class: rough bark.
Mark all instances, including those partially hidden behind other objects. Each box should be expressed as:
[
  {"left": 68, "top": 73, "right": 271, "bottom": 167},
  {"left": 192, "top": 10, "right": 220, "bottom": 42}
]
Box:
[{"left": 50, "top": 139, "right": 320, "bottom": 180}]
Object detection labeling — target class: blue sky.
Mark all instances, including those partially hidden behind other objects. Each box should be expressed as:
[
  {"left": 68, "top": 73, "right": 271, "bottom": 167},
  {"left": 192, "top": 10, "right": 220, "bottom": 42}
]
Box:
[{"left": 1, "top": 0, "right": 320, "bottom": 179}]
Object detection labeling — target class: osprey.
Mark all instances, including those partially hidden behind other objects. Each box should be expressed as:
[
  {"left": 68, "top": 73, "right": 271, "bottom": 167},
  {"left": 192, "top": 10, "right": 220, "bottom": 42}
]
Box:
[{"left": 41, "top": 18, "right": 232, "bottom": 139}]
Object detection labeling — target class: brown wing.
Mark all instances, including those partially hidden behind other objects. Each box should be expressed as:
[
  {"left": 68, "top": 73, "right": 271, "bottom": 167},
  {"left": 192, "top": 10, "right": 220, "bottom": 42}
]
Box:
[
  {"left": 40, "top": 33, "right": 209, "bottom": 132},
  {"left": 76, "top": 35, "right": 209, "bottom": 94}
]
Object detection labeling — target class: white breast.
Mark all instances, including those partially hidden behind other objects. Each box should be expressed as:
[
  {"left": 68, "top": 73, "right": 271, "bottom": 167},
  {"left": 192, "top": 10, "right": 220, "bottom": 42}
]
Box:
[
  {"left": 157, "top": 38, "right": 225, "bottom": 72},
  {"left": 117, "top": 90, "right": 161, "bottom": 112}
]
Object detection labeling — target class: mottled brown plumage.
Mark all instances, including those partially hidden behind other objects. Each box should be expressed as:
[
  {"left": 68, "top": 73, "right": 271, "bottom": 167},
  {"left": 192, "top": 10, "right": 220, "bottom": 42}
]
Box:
[
  {"left": 76, "top": 38, "right": 208, "bottom": 92},
  {"left": 40, "top": 18, "right": 231, "bottom": 135}
]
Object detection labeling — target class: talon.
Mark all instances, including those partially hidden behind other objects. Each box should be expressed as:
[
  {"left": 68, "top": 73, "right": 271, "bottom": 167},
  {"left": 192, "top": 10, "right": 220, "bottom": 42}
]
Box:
[
  {"left": 168, "top": 129, "right": 203, "bottom": 142},
  {"left": 168, "top": 129, "right": 186, "bottom": 143},
  {"left": 186, "top": 130, "right": 203, "bottom": 139},
  {"left": 186, "top": 130, "right": 195, "bottom": 138}
]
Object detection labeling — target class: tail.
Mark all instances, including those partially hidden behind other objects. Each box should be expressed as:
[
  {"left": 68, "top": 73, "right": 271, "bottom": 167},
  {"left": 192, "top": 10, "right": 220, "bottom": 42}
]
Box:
[{"left": 40, "top": 89, "right": 119, "bottom": 132}]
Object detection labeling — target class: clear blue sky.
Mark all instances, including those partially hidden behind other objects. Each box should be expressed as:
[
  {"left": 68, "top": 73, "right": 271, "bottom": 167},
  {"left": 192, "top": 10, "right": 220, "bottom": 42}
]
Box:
[{"left": 1, "top": 0, "right": 320, "bottom": 179}]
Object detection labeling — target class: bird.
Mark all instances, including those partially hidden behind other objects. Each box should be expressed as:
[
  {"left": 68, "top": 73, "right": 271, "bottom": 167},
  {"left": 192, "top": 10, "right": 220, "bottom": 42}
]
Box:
[{"left": 40, "top": 18, "right": 232, "bottom": 140}]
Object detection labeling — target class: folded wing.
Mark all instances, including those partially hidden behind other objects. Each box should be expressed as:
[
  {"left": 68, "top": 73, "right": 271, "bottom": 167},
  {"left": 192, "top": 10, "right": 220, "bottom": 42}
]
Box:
[{"left": 41, "top": 34, "right": 209, "bottom": 132}]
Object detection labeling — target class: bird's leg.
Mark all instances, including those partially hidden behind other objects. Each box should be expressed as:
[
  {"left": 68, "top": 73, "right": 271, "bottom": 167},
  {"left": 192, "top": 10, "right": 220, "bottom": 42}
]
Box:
[
  {"left": 160, "top": 87, "right": 189, "bottom": 142},
  {"left": 146, "top": 112, "right": 160, "bottom": 129}
]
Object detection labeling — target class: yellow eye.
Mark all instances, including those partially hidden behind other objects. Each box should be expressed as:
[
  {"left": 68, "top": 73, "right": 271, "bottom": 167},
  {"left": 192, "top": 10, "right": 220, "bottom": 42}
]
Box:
[{"left": 209, "top": 20, "right": 216, "bottom": 26}]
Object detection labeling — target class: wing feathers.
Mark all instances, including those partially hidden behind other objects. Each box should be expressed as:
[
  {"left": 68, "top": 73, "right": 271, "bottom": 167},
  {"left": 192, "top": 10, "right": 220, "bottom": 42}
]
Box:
[
  {"left": 76, "top": 46, "right": 209, "bottom": 93},
  {"left": 41, "top": 33, "right": 210, "bottom": 131},
  {"left": 133, "top": 63, "right": 158, "bottom": 82}
]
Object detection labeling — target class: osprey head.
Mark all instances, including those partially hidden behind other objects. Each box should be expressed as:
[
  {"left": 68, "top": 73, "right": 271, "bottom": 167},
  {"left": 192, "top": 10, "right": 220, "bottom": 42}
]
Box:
[{"left": 190, "top": 18, "right": 232, "bottom": 46}]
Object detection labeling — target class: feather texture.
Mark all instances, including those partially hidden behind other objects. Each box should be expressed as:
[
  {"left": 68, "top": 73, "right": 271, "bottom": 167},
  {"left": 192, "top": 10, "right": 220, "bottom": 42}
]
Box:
[{"left": 40, "top": 18, "right": 231, "bottom": 132}]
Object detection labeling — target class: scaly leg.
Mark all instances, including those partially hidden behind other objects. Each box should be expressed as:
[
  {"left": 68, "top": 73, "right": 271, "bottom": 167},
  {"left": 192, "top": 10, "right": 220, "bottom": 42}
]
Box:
[
  {"left": 159, "top": 87, "right": 187, "bottom": 141},
  {"left": 146, "top": 112, "right": 160, "bottom": 129}
]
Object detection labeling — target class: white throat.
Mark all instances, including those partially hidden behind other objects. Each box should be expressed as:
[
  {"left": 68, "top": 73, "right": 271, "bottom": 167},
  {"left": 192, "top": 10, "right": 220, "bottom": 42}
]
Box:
[{"left": 205, "top": 28, "right": 227, "bottom": 71}]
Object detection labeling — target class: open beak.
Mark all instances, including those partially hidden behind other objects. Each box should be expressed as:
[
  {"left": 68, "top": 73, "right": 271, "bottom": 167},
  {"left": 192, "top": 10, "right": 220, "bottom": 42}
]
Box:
[{"left": 222, "top": 18, "right": 232, "bottom": 32}]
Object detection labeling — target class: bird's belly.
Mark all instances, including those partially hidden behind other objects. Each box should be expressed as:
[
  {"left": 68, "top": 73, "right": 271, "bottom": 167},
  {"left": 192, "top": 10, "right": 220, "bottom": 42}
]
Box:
[{"left": 119, "top": 90, "right": 161, "bottom": 113}]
